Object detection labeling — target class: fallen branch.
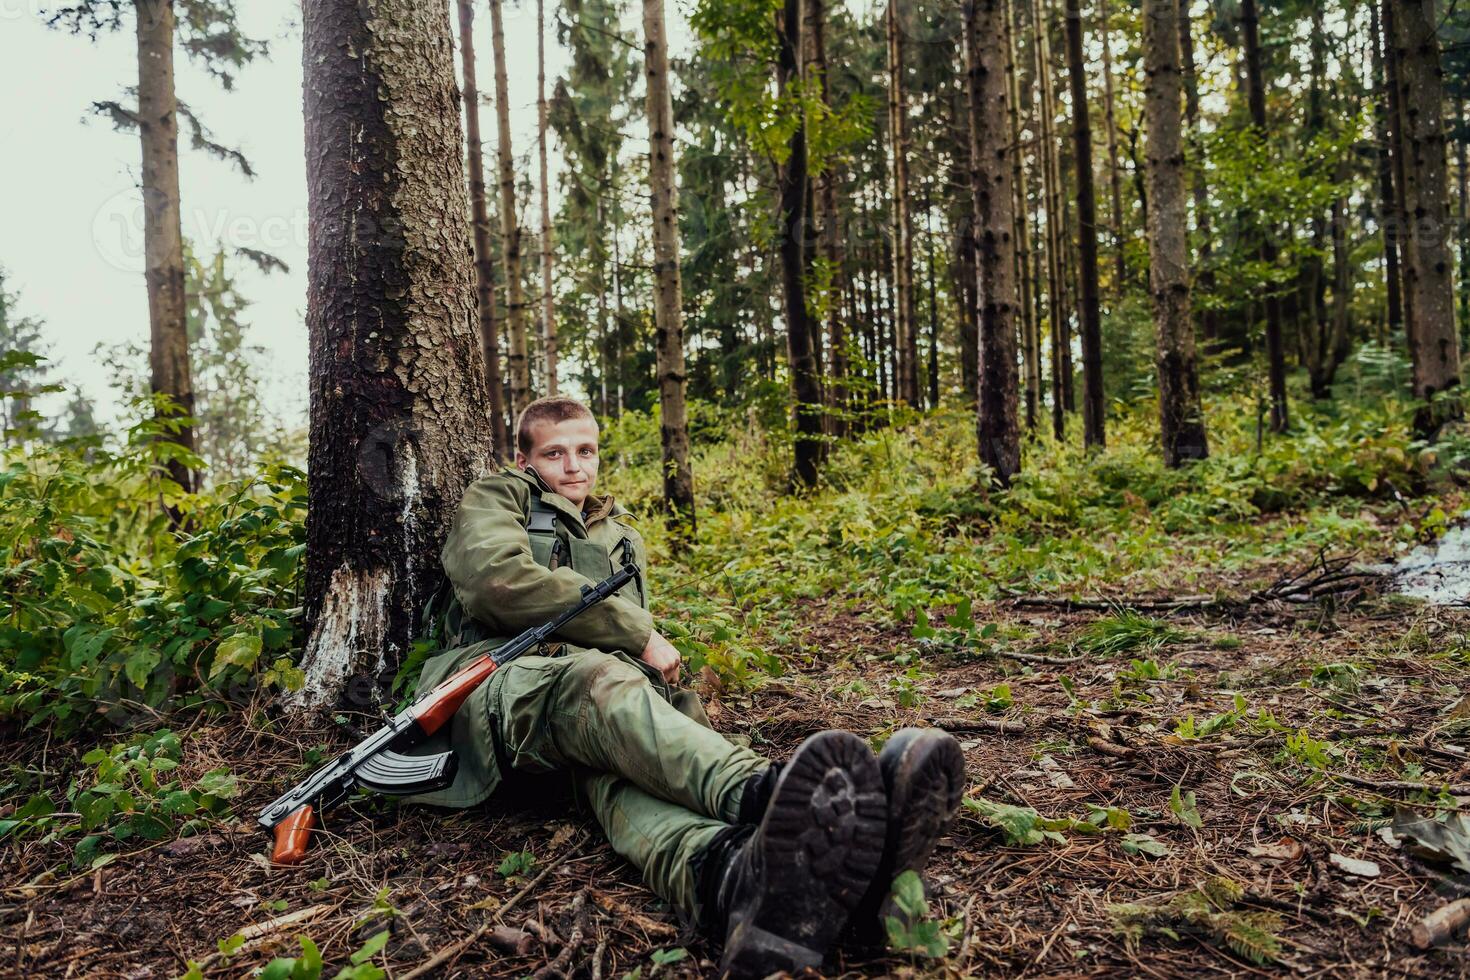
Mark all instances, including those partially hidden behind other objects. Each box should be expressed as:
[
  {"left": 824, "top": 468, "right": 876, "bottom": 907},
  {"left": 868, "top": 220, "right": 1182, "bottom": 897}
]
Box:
[
  {"left": 532, "top": 889, "right": 591, "bottom": 980},
  {"left": 189, "top": 904, "right": 336, "bottom": 970},
  {"left": 403, "top": 833, "right": 588, "bottom": 980},
  {"left": 928, "top": 716, "right": 1029, "bottom": 735},
  {"left": 1087, "top": 736, "right": 1135, "bottom": 759},
  {"left": 1335, "top": 773, "right": 1470, "bottom": 796},
  {"left": 1412, "top": 898, "right": 1470, "bottom": 949}
]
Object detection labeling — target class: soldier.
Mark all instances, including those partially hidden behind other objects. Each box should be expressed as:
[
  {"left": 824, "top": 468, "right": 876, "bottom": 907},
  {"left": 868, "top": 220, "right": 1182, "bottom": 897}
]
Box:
[{"left": 404, "top": 396, "right": 964, "bottom": 976}]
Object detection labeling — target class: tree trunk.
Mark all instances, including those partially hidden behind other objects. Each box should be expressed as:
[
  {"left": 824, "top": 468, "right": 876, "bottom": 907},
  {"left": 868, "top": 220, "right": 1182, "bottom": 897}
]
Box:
[
  {"left": 1033, "top": 0, "right": 1066, "bottom": 439},
  {"left": 886, "top": 1, "right": 919, "bottom": 406},
  {"left": 488, "top": 0, "right": 532, "bottom": 414},
  {"left": 457, "top": 0, "right": 510, "bottom": 456},
  {"left": 1141, "top": 0, "right": 1207, "bottom": 467},
  {"left": 1371, "top": 1, "right": 1405, "bottom": 344},
  {"left": 1392, "top": 0, "right": 1462, "bottom": 433},
  {"left": 806, "top": 0, "right": 848, "bottom": 436},
  {"left": 965, "top": 0, "right": 1022, "bottom": 487},
  {"left": 536, "top": 0, "right": 559, "bottom": 395},
  {"left": 1458, "top": 96, "right": 1468, "bottom": 336},
  {"left": 136, "top": 0, "right": 196, "bottom": 512},
  {"left": 1006, "top": 0, "right": 1040, "bottom": 429},
  {"left": 1098, "top": 0, "right": 1126, "bottom": 293},
  {"left": 778, "top": 0, "right": 823, "bottom": 482},
  {"left": 297, "top": 0, "right": 495, "bottom": 711},
  {"left": 1240, "top": 0, "right": 1288, "bottom": 432},
  {"left": 925, "top": 195, "right": 940, "bottom": 408},
  {"left": 1383, "top": 0, "right": 1418, "bottom": 352},
  {"left": 641, "top": 0, "right": 697, "bottom": 530},
  {"left": 1177, "top": 0, "right": 1215, "bottom": 341},
  {"left": 1064, "top": 0, "right": 1104, "bottom": 449}
]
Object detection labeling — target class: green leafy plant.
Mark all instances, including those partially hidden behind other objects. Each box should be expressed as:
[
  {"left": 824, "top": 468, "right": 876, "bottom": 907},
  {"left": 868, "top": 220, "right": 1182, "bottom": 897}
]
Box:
[
  {"left": 1169, "top": 785, "right": 1204, "bottom": 829},
  {"left": 1077, "top": 611, "right": 1189, "bottom": 658},
  {"left": 496, "top": 850, "right": 536, "bottom": 881},
  {"left": 884, "top": 869, "right": 951, "bottom": 959}
]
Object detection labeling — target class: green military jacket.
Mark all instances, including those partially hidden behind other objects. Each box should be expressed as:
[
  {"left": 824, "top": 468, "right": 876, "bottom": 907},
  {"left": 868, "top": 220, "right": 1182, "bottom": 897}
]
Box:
[{"left": 400, "top": 467, "right": 666, "bottom": 808}]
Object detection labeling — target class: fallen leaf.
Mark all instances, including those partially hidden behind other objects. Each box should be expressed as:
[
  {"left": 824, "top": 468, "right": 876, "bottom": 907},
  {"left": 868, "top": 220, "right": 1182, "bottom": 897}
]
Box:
[
  {"left": 1248, "top": 837, "right": 1305, "bottom": 864},
  {"left": 1328, "top": 853, "right": 1381, "bottom": 878}
]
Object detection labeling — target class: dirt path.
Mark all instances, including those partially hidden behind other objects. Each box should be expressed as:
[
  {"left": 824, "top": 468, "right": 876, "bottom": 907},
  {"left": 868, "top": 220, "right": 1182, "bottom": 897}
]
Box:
[{"left": 4, "top": 563, "right": 1469, "bottom": 978}]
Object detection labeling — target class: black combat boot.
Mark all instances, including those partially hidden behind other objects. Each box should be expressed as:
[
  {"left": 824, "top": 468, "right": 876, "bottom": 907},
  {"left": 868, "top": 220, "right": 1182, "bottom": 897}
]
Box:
[
  {"left": 691, "top": 730, "right": 888, "bottom": 978},
  {"left": 844, "top": 727, "right": 965, "bottom": 944}
]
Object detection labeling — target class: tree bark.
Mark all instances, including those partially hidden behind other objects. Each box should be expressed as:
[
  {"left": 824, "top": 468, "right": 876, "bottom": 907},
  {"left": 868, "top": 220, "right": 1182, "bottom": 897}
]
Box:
[
  {"left": 1099, "top": 0, "right": 1126, "bottom": 292},
  {"left": 641, "top": 0, "right": 697, "bottom": 530},
  {"left": 777, "top": 0, "right": 823, "bottom": 483},
  {"left": 1006, "top": 0, "right": 1040, "bottom": 429},
  {"left": 1392, "top": 0, "right": 1462, "bottom": 433},
  {"left": 457, "top": 0, "right": 509, "bottom": 456},
  {"left": 886, "top": 1, "right": 920, "bottom": 406},
  {"left": 1458, "top": 96, "right": 1468, "bottom": 336},
  {"left": 1240, "top": 0, "right": 1288, "bottom": 432},
  {"left": 965, "top": 0, "right": 1022, "bottom": 487},
  {"left": 536, "top": 0, "right": 558, "bottom": 395},
  {"left": 1371, "top": 0, "right": 1405, "bottom": 344},
  {"left": 136, "top": 0, "right": 196, "bottom": 512},
  {"left": 1033, "top": 0, "right": 1066, "bottom": 439},
  {"left": 297, "top": 0, "right": 495, "bottom": 710},
  {"left": 1141, "top": 0, "right": 1208, "bottom": 467},
  {"left": 1177, "top": 0, "right": 1215, "bottom": 341},
  {"left": 1064, "top": 0, "right": 1105, "bottom": 449},
  {"left": 488, "top": 0, "right": 532, "bottom": 414},
  {"left": 807, "top": 0, "right": 848, "bottom": 436},
  {"left": 1383, "top": 0, "right": 1418, "bottom": 353}
]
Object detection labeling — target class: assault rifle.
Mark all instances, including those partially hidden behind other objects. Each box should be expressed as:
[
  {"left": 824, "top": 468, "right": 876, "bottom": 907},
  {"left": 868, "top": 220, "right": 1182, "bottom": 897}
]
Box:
[{"left": 258, "top": 562, "right": 640, "bottom": 864}]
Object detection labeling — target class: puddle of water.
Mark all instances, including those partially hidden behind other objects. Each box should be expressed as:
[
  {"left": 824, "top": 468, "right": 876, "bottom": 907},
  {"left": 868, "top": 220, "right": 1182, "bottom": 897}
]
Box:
[{"left": 1384, "top": 523, "right": 1470, "bottom": 604}]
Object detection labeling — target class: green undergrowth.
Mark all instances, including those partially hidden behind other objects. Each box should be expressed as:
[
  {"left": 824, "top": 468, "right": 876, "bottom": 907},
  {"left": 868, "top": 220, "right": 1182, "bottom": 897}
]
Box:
[{"left": 606, "top": 393, "right": 1434, "bottom": 687}]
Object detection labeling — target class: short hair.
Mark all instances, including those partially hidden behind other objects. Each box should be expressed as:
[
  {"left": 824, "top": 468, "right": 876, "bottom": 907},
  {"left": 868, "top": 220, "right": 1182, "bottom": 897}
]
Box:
[{"left": 515, "top": 397, "right": 596, "bottom": 454}]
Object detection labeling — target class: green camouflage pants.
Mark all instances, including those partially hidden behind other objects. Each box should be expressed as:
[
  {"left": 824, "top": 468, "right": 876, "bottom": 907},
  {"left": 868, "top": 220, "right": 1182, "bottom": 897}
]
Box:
[{"left": 417, "top": 648, "right": 767, "bottom": 911}]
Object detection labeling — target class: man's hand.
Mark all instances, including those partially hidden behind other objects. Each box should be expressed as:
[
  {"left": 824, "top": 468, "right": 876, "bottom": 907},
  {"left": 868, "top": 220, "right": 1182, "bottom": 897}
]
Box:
[{"left": 641, "top": 630, "right": 682, "bottom": 683}]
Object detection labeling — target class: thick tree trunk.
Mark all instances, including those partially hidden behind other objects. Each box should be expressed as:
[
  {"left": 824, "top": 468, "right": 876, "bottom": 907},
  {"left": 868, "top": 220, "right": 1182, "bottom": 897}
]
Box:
[
  {"left": 136, "top": 0, "right": 196, "bottom": 510},
  {"left": 536, "top": 0, "right": 558, "bottom": 395},
  {"left": 1006, "top": 0, "right": 1040, "bottom": 429},
  {"left": 1392, "top": 0, "right": 1462, "bottom": 432},
  {"left": 965, "top": 0, "right": 1022, "bottom": 487},
  {"left": 641, "top": 0, "right": 697, "bottom": 530},
  {"left": 778, "top": 0, "right": 823, "bottom": 483},
  {"left": 886, "top": 1, "right": 920, "bottom": 406},
  {"left": 1177, "top": 0, "right": 1215, "bottom": 341},
  {"left": 488, "top": 0, "right": 532, "bottom": 414},
  {"left": 1099, "top": 0, "right": 1126, "bottom": 292},
  {"left": 1371, "top": 1, "right": 1405, "bottom": 343},
  {"left": 1383, "top": 0, "right": 1418, "bottom": 352},
  {"left": 457, "top": 0, "right": 509, "bottom": 456},
  {"left": 1142, "top": 0, "right": 1208, "bottom": 467},
  {"left": 297, "top": 0, "right": 495, "bottom": 711},
  {"left": 1240, "top": 0, "right": 1288, "bottom": 432},
  {"left": 1064, "top": 0, "right": 1104, "bottom": 449}
]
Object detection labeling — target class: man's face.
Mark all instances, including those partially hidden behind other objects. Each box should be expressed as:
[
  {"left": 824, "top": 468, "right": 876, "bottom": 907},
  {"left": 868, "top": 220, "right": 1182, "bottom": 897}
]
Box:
[{"left": 516, "top": 415, "right": 601, "bottom": 508}]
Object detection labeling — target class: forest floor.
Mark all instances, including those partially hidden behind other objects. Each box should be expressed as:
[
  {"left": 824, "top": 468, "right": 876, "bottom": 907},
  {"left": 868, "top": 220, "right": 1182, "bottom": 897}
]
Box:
[{"left": 7, "top": 546, "right": 1470, "bottom": 978}]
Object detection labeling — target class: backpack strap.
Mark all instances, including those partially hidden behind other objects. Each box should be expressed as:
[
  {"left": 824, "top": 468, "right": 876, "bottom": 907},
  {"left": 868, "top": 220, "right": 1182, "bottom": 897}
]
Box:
[{"left": 527, "top": 495, "right": 566, "bottom": 569}]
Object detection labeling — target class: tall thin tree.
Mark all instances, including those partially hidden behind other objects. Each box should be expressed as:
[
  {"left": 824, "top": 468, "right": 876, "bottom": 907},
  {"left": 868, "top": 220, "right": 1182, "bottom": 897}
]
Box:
[
  {"left": 965, "top": 0, "right": 1022, "bottom": 487},
  {"left": 1141, "top": 0, "right": 1208, "bottom": 466},
  {"left": 1099, "top": 0, "right": 1126, "bottom": 290},
  {"left": 1064, "top": 0, "right": 1105, "bottom": 448},
  {"left": 536, "top": 0, "right": 559, "bottom": 395},
  {"left": 457, "top": 0, "right": 510, "bottom": 455},
  {"left": 1006, "top": 0, "right": 1041, "bottom": 429},
  {"left": 886, "top": 1, "right": 920, "bottom": 406},
  {"left": 641, "top": 0, "right": 697, "bottom": 530},
  {"left": 1240, "top": 0, "right": 1288, "bottom": 432},
  {"left": 295, "top": 0, "right": 495, "bottom": 709},
  {"left": 1177, "top": 0, "right": 1216, "bottom": 340},
  {"left": 489, "top": 0, "right": 532, "bottom": 413},
  {"left": 1371, "top": 1, "right": 1405, "bottom": 343}
]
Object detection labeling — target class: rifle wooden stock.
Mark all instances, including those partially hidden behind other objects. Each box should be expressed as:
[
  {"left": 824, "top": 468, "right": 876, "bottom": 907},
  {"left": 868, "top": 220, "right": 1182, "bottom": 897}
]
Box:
[{"left": 272, "top": 805, "right": 315, "bottom": 865}]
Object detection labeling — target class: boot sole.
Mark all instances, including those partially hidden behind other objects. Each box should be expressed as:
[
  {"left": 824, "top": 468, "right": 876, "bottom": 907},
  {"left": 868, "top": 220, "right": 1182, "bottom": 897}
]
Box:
[
  {"left": 854, "top": 731, "right": 966, "bottom": 937},
  {"left": 719, "top": 731, "right": 887, "bottom": 978}
]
